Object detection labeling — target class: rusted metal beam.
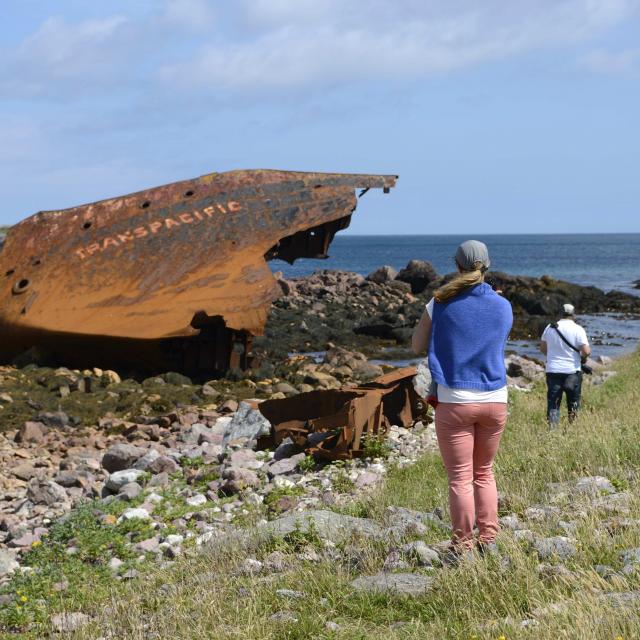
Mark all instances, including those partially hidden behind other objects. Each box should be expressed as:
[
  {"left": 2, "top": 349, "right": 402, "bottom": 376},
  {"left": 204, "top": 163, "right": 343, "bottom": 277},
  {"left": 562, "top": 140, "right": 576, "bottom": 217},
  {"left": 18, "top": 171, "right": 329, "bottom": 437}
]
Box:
[
  {"left": 0, "top": 170, "right": 397, "bottom": 376},
  {"left": 258, "top": 367, "right": 422, "bottom": 460}
]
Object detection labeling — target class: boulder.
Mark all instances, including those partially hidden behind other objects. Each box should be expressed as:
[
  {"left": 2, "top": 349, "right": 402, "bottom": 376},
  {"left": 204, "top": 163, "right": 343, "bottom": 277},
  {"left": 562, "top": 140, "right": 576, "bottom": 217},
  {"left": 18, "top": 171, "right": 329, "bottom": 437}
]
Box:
[
  {"left": 533, "top": 536, "right": 577, "bottom": 560},
  {"left": 102, "top": 443, "right": 147, "bottom": 473},
  {"left": 147, "top": 455, "right": 180, "bottom": 475},
  {"left": 51, "top": 612, "right": 91, "bottom": 633},
  {"left": 0, "top": 549, "right": 19, "bottom": 577},
  {"left": 395, "top": 260, "right": 438, "bottom": 293},
  {"left": 27, "top": 479, "right": 68, "bottom": 506},
  {"left": 367, "top": 265, "right": 398, "bottom": 283},
  {"left": 222, "top": 402, "right": 271, "bottom": 446},
  {"left": 351, "top": 572, "right": 434, "bottom": 596},
  {"left": 267, "top": 452, "right": 306, "bottom": 477},
  {"left": 105, "top": 469, "right": 146, "bottom": 492},
  {"left": 36, "top": 411, "right": 70, "bottom": 428},
  {"left": 14, "top": 421, "right": 47, "bottom": 444},
  {"left": 261, "top": 510, "right": 383, "bottom": 544}
]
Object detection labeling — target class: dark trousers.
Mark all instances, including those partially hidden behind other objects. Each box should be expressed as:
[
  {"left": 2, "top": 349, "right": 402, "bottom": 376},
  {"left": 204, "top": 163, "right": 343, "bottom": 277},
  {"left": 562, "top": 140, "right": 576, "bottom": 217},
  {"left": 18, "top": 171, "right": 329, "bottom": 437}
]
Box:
[{"left": 546, "top": 372, "right": 582, "bottom": 425}]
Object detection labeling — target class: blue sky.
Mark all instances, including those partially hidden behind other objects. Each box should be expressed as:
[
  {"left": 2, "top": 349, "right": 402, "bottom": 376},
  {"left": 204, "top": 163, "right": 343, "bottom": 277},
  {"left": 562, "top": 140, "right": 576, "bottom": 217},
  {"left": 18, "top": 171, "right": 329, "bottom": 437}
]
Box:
[{"left": 1, "top": 0, "right": 639, "bottom": 233}]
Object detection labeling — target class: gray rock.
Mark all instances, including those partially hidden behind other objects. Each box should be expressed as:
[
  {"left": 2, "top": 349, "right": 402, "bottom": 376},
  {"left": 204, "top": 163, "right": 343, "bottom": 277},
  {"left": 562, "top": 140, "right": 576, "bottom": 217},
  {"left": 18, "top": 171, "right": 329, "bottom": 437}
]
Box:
[
  {"left": 267, "top": 452, "right": 306, "bottom": 476},
  {"left": 239, "top": 558, "right": 263, "bottom": 575},
  {"left": 594, "top": 564, "right": 616, "bottom": 580},
  {"left": 220, "top": 468, "right": 260, "bottom": 495},
  {"left": 395, "top": 260, "right": 438, "bottom": 293},
  {"left": 102, "top": 443, "right": 146, "bottom": 473},
  {"left": 620, "top": 548, "right": 640, "bottom": 565},
  {"left": 276, "top": 588, "right": 304, "bottom": 600},
  {"left": 262, "top": 510, "right": 383, "bottom": 544},
  {"left": 51, "top": 612, "right": 91, "bottom": 633},
  {"left": 118, "top": 482, "right": 143, "bottom": 501},
  {"left": 117, "top": 508, "right": 151, "bottom": 522},
  {"left": 106, "top": 469, "right": 146, "bottom": 492},
  {"left": 499, "top": 514, "right": 523, "bottom": 530},
  {"left": 0, "top": 549, "right": 19, "bottom": 577},
  {"left": 598, "top": 591, "right": 640, "bottom": 608},
  {"left": 228, "top": 449, "right": 262, "bottom": 470},
  {"left": 275, "top": 382, "right": 298, "bottom": 395},
  {"left": 524, "top": 506, "right": 560, "bottom": 521},
  {"left": 513, "top": 529, "right": 535, "bottom": 542},
  {"left": 533, "top": 536, "right": 577, "bottom": 560},
  {"left": 136, "top": 536, "right": 161, "bottom": 553},
  {"left": 147, "top": 455, "right": 180, "bottom": 475},
  {"left": 575, "top": 476, "right": 615, "bottom": 495},
  {"left": 273, "top": 437, "right": 298, "bottom": 460},
  {"left": 592, "top": 492, "right": 632, "bottom": 514},
  {"left": 222, "top": 402, "right": 271, "bottom": 446},
  {"left": 14, "top": 421, "right": 47, "bottom": 444},
  {"left": 537, "top": 563, "right": 574, "bottom": 579},
  {"left": 27, "top": 479, "right": 68, "bottom": 506},
  {"left": 186, "top": 494, "right": 207, "bottom": 507},
  {"left": 36, "top": 411, "right": 70, "bottom": 428},
  {"left": 53, "top": 470, "right": 84, "bottom": 488},
  {"left": 269, "top": 611, "right": 298, "bottom": 623},
  {"left": 402, "top": 541, "right": 441, "bottom": 567},
  {"left": 133, "top": 449, "right": 160, "bottom": 471},
  {"left": 367, "top": 265, "right": 398, "bottom": 283},
  {"left": 182, "top": 423, "right": 216, "bottom": 444},
  {"left": 351, "top": 572, "right": 434, "bottom": 596},
  {"left": 386, "top": 505, "right": 449, "bottom": 539}
]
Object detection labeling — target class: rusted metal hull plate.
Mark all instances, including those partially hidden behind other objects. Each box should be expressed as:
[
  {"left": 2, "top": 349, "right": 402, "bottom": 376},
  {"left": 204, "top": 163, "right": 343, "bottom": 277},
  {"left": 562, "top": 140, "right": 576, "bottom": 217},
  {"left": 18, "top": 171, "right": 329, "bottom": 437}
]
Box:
[
  {"left": 0, "top": 170, "right": 396, "bottom": 374},
  {"left": 258, "top": 367, "right": 422, "bottom": 460}
]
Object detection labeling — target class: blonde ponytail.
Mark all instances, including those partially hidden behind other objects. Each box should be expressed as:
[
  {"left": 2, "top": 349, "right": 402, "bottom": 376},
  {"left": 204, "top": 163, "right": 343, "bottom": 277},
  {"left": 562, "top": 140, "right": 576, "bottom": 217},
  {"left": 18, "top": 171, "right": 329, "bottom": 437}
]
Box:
[{"left": 433, "top": 261, "right": 486, "bottom": 303}]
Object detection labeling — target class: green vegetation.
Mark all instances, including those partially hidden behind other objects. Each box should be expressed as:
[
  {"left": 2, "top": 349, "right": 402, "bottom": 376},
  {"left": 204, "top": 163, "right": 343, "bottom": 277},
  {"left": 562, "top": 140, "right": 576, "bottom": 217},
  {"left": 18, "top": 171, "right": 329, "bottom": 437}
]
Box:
[
  {"left": 361, "top": 434, "right": 392, "bottom": 460},
  {"left": 2, "top": 352, "right": 640, "bottom": 638}
]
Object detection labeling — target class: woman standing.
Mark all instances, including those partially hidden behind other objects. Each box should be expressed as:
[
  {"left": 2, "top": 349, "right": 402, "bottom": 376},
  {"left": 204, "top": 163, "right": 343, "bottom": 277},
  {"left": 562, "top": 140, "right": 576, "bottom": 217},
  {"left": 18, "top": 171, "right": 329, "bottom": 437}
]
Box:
[{"left": 412, "top": 240, "right": 512, "bottom": 554}]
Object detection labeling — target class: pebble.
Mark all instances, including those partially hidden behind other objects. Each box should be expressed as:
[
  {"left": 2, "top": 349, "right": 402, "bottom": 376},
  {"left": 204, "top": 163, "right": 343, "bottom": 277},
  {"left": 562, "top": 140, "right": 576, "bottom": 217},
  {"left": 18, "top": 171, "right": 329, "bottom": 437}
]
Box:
[
  {"left": 117, "top": 508, "right": 152, "bottom": 523},
  {"left": 185, "top": 494, "right": 207, "bottom": 507}
]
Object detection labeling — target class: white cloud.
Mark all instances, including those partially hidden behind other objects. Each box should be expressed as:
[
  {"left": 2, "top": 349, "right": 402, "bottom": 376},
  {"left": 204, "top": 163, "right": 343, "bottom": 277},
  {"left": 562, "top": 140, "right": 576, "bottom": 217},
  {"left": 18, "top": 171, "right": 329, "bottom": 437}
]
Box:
[
  {"left": 580, "top": 47, "right": 640, "bottom": 73},
  {"left": 160, "top": 0, "right": 640, "bottom": 91},
  {"left": 0, "top": 15, "right": 135, "bottom": 96}
]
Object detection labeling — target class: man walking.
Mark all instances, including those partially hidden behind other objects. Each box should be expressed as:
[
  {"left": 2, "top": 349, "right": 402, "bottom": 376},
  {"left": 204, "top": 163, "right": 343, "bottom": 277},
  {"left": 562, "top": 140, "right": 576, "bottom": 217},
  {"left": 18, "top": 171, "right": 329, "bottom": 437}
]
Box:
[{"left": 540, "top": 303, "right": 591, "bottom": 427}]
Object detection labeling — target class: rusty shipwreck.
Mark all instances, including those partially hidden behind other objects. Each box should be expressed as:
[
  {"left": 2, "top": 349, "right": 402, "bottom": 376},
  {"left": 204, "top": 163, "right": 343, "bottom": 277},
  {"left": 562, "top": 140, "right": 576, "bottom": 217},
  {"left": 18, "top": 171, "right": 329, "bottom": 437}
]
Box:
[{"left": 0, "top": 170, "right": 397, "bottom": 377}]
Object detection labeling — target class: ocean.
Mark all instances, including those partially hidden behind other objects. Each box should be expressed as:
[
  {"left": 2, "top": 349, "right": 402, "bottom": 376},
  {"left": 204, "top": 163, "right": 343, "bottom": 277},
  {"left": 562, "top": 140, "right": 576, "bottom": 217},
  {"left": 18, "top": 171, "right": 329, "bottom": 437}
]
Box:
[
  {"left": 273, "top": 233, "right": 640, "bottom": 296},
  {"left": 273, "top": 233, "right": 640, "bottom": 360}
]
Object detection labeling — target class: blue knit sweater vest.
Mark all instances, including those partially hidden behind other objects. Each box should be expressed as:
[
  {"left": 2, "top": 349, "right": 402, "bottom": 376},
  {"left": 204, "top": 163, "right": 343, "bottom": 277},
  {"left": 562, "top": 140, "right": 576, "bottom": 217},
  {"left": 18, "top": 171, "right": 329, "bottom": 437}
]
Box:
[{"left": 428, "top": 283, "right": 513, "bottom": 390}]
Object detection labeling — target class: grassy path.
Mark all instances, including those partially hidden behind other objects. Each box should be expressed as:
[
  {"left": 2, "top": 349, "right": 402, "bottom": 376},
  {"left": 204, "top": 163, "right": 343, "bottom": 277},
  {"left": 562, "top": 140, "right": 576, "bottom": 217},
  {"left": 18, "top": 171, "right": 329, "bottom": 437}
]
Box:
[{"left": 2, "top": 352, "right": 640, "bottom": 639}]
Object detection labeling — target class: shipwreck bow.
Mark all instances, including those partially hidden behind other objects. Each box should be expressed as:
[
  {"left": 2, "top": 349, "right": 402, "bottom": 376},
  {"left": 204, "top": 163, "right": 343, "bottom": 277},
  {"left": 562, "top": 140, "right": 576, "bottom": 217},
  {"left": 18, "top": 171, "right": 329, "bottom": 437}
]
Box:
[{"left": 0, "top": 169, "right": 397, "bottom": 376}]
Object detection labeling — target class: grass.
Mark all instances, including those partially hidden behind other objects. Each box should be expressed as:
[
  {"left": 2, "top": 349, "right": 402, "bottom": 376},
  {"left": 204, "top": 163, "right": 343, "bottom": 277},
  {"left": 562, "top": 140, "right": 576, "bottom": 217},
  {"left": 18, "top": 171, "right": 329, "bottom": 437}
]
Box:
[{"left": 2, "top": 351, "right": 640, "bottom": 638}]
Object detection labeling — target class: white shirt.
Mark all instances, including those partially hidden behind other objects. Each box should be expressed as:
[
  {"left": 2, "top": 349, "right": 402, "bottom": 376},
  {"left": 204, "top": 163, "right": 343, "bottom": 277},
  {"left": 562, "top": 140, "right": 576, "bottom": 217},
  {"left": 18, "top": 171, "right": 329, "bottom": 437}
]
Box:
[
  {"left": 541, "top": 318, "right": 589, "bottom": 373},
  {"left": 425, "top": 298, "right": 508, "bottom": 404}
]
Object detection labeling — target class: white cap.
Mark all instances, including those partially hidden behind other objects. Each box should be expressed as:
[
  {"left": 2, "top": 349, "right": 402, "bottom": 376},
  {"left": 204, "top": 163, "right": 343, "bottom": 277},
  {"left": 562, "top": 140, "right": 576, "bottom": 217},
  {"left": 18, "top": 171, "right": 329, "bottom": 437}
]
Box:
[{"left": 563, "top": 303, "right": 575, "bottom": 315}]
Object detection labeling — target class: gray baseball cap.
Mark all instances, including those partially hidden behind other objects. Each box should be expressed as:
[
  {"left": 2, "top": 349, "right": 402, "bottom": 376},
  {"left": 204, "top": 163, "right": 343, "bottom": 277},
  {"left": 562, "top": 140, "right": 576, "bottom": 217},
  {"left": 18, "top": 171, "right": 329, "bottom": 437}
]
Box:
[{"left": 455, "top": 240, "right": 491, "bottom": 271}]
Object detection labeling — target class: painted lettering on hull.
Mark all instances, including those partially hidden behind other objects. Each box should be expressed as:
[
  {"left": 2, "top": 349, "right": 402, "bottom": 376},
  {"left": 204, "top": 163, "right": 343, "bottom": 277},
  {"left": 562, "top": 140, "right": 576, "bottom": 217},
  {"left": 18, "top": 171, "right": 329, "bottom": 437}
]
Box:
[{"left": 75, "top": 201, "right": 242, "bottom": 259}]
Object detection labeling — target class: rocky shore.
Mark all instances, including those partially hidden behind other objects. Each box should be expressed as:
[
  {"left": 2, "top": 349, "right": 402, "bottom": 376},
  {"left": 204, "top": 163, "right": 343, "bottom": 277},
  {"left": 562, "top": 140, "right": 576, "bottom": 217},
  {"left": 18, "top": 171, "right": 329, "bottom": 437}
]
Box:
[
  {"left": 0, "top": 348, "right": 613, "bottom": 586},
  {"left": 258, "top": 262, "right": 640, "bottom": 360}
]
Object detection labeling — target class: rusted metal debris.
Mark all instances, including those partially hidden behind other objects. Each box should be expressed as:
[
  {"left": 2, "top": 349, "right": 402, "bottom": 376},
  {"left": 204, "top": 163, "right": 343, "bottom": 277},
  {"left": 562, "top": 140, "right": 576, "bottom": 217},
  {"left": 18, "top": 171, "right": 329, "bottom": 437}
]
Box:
[
  {"left": 258, "top": 367, "right": 424, "bottom": 460},
  {"left": 0, "top": 170, "right": 396, "bottom": 376}
]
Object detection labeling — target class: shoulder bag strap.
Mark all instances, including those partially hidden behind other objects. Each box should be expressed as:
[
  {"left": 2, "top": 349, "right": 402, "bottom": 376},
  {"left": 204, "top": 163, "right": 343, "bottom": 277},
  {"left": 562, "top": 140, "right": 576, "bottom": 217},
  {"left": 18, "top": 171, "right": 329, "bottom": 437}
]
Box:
[{"left": 551, "top": 322, "right": 580, "bottom": 353}]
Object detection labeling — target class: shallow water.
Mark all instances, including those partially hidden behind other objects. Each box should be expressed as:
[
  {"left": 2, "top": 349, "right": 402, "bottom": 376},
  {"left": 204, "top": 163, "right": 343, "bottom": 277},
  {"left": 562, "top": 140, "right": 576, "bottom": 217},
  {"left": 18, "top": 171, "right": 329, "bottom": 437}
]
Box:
[{"left": 368, "top": 313, "right": 640, "bottom": 368}]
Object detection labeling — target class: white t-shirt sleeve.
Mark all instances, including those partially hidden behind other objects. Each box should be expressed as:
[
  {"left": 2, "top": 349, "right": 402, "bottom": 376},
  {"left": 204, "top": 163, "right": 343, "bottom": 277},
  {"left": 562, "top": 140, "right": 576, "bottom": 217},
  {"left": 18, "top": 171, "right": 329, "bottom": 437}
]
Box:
[
  {"left": 425, "top": 298, "right": 434, "bottom": 319},
  {"left": 575, "top": 326, "right": 589, "bottom": 347},
  {"left": 541, "top": 325, "right": 550, "bottom": 340}
]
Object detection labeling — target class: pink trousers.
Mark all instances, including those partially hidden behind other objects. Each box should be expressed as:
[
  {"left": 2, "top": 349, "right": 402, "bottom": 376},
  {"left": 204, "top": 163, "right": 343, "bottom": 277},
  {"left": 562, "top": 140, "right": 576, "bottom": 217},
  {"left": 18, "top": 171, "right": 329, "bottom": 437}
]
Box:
[{"left": 435, "top": 402, "right": 507, "bottom": 547}]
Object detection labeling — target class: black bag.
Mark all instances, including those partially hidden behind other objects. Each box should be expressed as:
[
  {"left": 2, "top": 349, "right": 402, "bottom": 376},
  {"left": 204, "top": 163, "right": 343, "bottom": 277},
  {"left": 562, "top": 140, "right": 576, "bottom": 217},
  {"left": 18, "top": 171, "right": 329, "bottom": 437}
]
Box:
[{"left": 551, "top": 323, "right": 593, "bottom": 375}]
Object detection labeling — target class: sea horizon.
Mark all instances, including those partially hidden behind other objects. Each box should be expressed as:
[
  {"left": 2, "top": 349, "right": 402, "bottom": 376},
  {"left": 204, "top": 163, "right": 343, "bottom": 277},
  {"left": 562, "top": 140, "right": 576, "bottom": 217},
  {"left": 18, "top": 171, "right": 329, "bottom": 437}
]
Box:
[{"left": 274, "top": 232, "right": 640, "bottom": 297}]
